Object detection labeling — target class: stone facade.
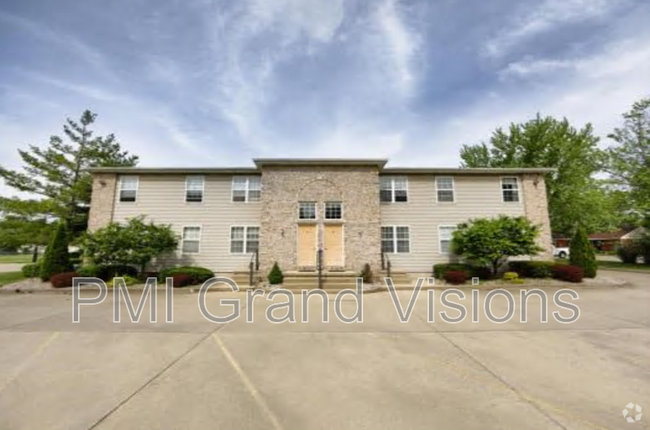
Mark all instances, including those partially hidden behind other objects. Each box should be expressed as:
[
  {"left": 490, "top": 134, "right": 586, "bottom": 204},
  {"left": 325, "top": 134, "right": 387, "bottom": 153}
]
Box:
[
  {"left": 87, "top": 173, "right": 116, "bottom": 231},
  {"left": 259, "top": 166, "right": 381, "bottom": 273},
  {"left": 522, "top": 174, "right": 553, "bottom": 260}
]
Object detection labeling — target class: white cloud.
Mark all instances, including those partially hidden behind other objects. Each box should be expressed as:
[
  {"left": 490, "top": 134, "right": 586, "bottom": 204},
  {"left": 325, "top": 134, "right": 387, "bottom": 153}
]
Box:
[{"left": 485, "top": 0, "right": 624, "bottom": 58}]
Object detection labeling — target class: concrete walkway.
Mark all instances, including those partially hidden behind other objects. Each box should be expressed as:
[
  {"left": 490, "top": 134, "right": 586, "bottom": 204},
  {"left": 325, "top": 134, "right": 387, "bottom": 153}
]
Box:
[
  {"left": 0, "top": 270, "right": 648, "bottom": 429},
  {"left": 0, "top": 263, "right": 24, "bottom": 273}
]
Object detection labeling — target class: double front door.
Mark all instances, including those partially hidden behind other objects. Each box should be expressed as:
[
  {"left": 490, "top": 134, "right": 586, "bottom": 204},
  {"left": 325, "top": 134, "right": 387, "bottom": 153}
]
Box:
[{"left": 297, "top": 224, "right": 344, "bottom": 269}]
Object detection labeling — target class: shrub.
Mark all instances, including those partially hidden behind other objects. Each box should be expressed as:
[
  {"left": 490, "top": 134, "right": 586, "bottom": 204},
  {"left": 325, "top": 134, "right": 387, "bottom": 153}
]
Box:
[
  {"left": 22, "top": 262, "right": 42, "bottom": 278},
  {"left": 159, "top": 266, "right": 214, "bottom": 285},
  {"left": 76, "top": 265, "right": 102, "bottom": 278},
  {"left": 503, "top": 272, "right": 519, "bottom": 281},
  {"left": 171, "top": 274, "right": 192, "bottom": 288},
  {"left": 50, "top": 271, "right": 78, "bottom": 288},
  {"left": 510, "top": 278, "right": 526, "bottom": 284},
  {"left": 117, "top": 275, "right": 140, "bottom": 286},
  {"left": 434, "top": 263, "right": 492, "bottom": 280},
  {"left": 98, "top": 265, "right": 138, "bottom": 281},
  {"left": 359, "top": 263, "right": 373, "bottom": 283},
  {"left": 268, "top": 262, "right": 284, "bottom": 285},
  {"left": 40, "top": 222, "right": 72, "bottom": 281},
  {"left": 616, "top": 242, "right": 640, "bottom": 264},
  {"left": 444, "top": 270, "right": 469, "bottom": 285},
  {"left": 569, "top": 227, "right": 597, "bottom": 278},
  {"left": 551, "top": 265, "right": 584, "bottom": 283},
  {"left": 640, "top": 235, "right": 650, "bottom": 265},
  {"left": 508, "top": 261, "right": 554, "bottom": 278}
]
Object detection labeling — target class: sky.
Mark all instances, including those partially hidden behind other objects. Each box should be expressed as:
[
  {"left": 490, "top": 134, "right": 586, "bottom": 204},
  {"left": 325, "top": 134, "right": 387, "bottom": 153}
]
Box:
[{"left": 1, "top": 0, "right": 650, "bottom": 197}]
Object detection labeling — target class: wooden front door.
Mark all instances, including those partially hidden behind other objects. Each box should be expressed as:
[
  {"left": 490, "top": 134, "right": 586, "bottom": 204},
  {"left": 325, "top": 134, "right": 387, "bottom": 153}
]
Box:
[
  {"left": 324, "top": 224, "right": 344, "bottom": 267},
  {"left": 297, "top": 224, "right": 318, "bottom": 267}
]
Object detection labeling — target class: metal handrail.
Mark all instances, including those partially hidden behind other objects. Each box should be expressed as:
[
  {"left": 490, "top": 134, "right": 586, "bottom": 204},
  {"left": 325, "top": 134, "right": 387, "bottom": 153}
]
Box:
[
  {"left": 248, "top": 250, "right": 259, "bottom": 286},
  {"left": 382, "top": 252, "right": 391, "bottom": 278},
  {"left": 317, "top": 248, "right": 323, "bottom": 289}
]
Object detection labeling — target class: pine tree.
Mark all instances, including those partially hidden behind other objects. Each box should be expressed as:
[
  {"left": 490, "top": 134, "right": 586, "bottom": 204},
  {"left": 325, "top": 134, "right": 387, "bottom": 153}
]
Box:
[
  {"left": 267, "top": 262, "right": 284, "bottom": 285},
  {"left": 40, "top": 222, "right": 72, "bottom": 281},
  {"left": 569, "top": 227, "right": 598, "bottom": 278}
]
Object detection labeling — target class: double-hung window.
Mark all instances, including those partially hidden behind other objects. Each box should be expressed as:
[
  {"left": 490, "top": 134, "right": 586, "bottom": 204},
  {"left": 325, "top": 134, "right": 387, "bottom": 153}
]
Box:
[
  {"left": 185, "top": 176, "right": 204, "bottom": 202},
  {"left": 182, "top": 226, "right": 201, "bottom": 253},
  {"left": 299, "top": 202, "right": 317, "bottom": 220},
  {"left": 232, "top": 176, "right": 261, "bottom": 202},
  {"left": 381, "top": 226, "right": 410, "bottom": 253},
  {"left": 380, "top": 176, "right": 408, "bottom": 203},
  {"left": 501, "top": 177, "right": 520, "bottom": 202},
  {"left": 230, "top": 226, "right": 259, "bottom": 253},
  {"left": 324, "top": 202, "right": 342, "bottom": 220},
  {"left": 438, "top": 226, "right": 457, "bottom": 254},
  {"left": 119, "top": 176, "right": 138, "bottom": 202},
  {"left": 436, "top": 177, "right": 455, "bottom": 202}
]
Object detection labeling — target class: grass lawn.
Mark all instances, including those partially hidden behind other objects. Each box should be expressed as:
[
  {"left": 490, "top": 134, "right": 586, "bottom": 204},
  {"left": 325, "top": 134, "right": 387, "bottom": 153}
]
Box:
[
  {"left": 0, "top": 254, "right": 33, "bottom": 264},
  {"left": 0, "top": 271, "right": 26, "bottom": 287},
  {"left": 598, "top": 261, "right": 650, "bottom": 272}
]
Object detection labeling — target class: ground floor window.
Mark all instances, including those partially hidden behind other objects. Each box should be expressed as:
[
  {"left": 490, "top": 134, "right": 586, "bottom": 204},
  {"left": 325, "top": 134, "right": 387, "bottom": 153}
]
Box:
[
  {"left": 231, "top": 226, "right": 260, "bottom": 253},
  {"left": 182, "top": 226, "right": 201, "bottom": 253},
  {"left": 438, "top": 225, "right": 458, "bottom": 253},
  {"left": 381, "top": 226, "right": 410, "bottom": 253}
]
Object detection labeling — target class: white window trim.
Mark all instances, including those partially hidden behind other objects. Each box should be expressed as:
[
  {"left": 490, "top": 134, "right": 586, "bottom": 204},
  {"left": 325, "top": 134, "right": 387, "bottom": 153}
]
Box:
[
  {"left": 185, "top": 175, "right": 205, "bottom": 203},
  {"left": 229, "top": 225, "right": 260, "bottom": 254},
  {"left": 231, "top": 176, "right": 261, "bottom": 203},
  {"left": 298, "top": 202, "right": 317, "bottom": 220},
  {"left": 435, "top": 176, "right": 455, "bottom": 203},
  {"left": 500, "top": 176, "right": 521, "bottom": 203},
  {"left": 324, "top": 201, "right": 343, "bottom": 220},
  {"left": 381, "top": 225, "right": 411, "bottom": 254},
  {"left": 119, "top": 175, "right": 139, "bottom": 202},
  {"left": 181, "top": 225, "right": 202, "bottom": 254},
  {"left": 380, "top": 176, "right": 409, "bottom": 203},
  {"left": 438, "top": 225, "right": 458, "bottom": 255}
]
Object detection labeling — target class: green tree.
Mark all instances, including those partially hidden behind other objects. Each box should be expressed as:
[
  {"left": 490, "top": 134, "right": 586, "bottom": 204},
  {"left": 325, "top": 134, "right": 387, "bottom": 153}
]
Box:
[
  {"left": 267, "top": 262, "right": 284, "bottom": 285},
  {"left": 0, "top": 110, "right": 138, "bottom": 245},
  {"left": 0, "top": 216, "right": 53, "bottom": 260},
  {"left": 569, "top": 227, "right": 598, "bottom": 278},
  {"left": 460, "top": 114, "right": 609, "bottom": 234},
  {"left": 607, "top": 97, "right": 650, "bottom": 223},
  {"left": 451, "top": 215, "right": 542, "bottom": 276},
  {"left": 83, "top": 217, "right": 179, "bottom": 274},
  {"left": 40, "top": 222, "right": 72, "bottom": 281}
]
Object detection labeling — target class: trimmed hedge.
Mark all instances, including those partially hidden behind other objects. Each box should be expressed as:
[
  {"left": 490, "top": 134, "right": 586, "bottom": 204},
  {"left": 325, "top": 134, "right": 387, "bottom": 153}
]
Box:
[
  {"left": 159, "top": 266, "right": 214, "bottom": 285},
  {"left": 433, "top": 263, "right": 491, "bottom": 280},
  {"left": 22, "top": 262, "right": 42, "bottom": 278},
  {"left": 77, "top": 264, "right": 138, "bottom": 281},
  {"left": 507, "top": 261, "right": 554, "bottom": 278},
  {"left": 444, "top": 270, "right": 469, "bottom": 285},
  {"left": 551, "top": 264, "right": 584, "bottom": 283},
  {"left": 50, "top": 271, "right": 78, "bottom": 288},
  {"left": 268, "top": 262, "right": 284, "bottom": 285}
]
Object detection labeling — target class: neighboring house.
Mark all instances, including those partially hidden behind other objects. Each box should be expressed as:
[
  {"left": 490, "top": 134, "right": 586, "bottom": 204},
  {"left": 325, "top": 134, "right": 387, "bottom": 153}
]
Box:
[
  {"left": 553, "top": 229, "right": 645, "bottom": 252},
  {"left": 87, "top": 159, "right": 553, "bottom": 279}
]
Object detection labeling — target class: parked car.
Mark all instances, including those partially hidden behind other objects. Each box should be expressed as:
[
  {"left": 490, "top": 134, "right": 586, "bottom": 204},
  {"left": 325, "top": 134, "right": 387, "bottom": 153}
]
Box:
[{"left": 552, "top": 245, "right": 570, "bottom": 259}]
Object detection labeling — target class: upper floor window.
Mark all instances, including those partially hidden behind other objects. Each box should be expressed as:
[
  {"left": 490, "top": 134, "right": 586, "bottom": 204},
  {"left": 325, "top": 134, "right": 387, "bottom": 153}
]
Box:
[
  {"left": 230, "top": 226, "right": 259, "bottom": 253},
  {"left": 501, "top": 177, "right": 520, "bottom": 202},
  {"left": 436, "top": 177, "right": 455, "bottom": 203},
  {"left": 185, "top": 176, "right": 204, "bottom": 202},
  {"left": 381, "top": 226, "right": 410, "bottom": 253},
  {"left": 299, "top": 202, "right": 316, "bottom": 219},
  {"left": 182, "top": 226, "right": 201, "bottom": 254},
  {"left": 438, "top": 225, "right": 457, "bottom": 254},
  {"left": 380, "top": 176, "right": 408, "bottom": 203},
  {"left": 119, "top": 176, "right": 138, "bottom": 202},
  {"left": 232, "top": 176, "right": 261, "bottom": 202},
  {"left": 324, "top": 202, "right": 343, "bottom": 220}
]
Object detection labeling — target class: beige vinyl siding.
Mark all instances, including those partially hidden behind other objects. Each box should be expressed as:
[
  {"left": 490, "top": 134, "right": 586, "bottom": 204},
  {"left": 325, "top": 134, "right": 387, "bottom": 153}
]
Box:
[
  {"left": 112, "top": 174, "right": 261, "bottom": 272},
  {"left": 380, "top": 175, "right": 525, "bottom": 272}
]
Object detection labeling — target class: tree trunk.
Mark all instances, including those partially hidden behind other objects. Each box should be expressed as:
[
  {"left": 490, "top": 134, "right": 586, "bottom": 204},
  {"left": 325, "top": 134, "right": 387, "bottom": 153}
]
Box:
[{"left": 32, "top": 244, "right": 39, "bottom": 263}]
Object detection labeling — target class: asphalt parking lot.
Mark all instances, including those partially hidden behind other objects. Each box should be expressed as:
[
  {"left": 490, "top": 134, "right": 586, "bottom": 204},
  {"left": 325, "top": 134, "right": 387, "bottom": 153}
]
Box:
[{"left": 0, "top": 271, "right": 649, "bottom": 430}]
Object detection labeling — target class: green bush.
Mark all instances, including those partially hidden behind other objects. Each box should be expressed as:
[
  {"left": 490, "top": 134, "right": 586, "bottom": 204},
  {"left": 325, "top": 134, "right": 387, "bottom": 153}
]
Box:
[
  {"left": 433, "top": 263, "right": 492, "bottom": 280},
  {"left": 159, "top": 266, "right": 214, "bottom": 285},
  {"left": 118, "top": 275, "right": 140, "bottom": 286},
  {"left": 77, "top": 265, "right": 138, "bottom": 281},
  {"left": 22, "top": 262, "right": 42, "bottom": 278},
  {"left": 268, "top": 262, "right": 284, "bottom": 285},
  {"left": 77, "top": 265, "right": 102, "bottom": 278},
  {"left": 616, "top": 242, "right": 640, "bottom": 264},
  {"left": 503, "top": 271, "right": 519, "bottom": 281},
  {"left": 507, "top": 261, "right": 554, "bottom": 278},
  {"left": 359, "top": 263, "right": 373, "bottom": 283},
  {"left": 569, "top": 227, "right": 598, "bottom": 278},
  {"left": 40, "top": 222, "right": 72, "bottom": 281}
]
